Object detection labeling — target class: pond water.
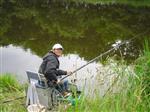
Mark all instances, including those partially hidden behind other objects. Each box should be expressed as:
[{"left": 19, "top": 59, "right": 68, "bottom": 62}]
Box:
[{"left": 0, "top": 1, "right": 150, "bottom": 85}]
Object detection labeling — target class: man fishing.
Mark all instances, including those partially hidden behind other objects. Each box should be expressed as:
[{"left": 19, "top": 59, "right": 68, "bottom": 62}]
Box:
[{"left": 38, "top": 43, "right": 72, "bottom": 95}]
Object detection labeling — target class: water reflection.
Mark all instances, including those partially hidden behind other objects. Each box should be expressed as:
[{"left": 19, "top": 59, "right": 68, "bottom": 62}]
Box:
[
  {"left": 0, "top": 45, "right": 42, "bottom": 82},
  {"left": 0, "top": 45, "right": 100, "bottom": 83},
  {"left": 0, "top": 0, "right": 150, "bottom": 61}
]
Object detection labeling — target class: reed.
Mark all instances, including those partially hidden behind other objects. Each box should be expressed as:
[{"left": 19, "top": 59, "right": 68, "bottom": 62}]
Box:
[{"left": 61, "top": 41, "right": 150, "bottom": 112}]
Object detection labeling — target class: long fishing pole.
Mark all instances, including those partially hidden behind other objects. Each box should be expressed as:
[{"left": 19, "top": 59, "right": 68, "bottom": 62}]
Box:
[
  {"left": 1, "top": 96, "right": 26, "bottom": 104},
  {"left": 60, "top": 30, "right": 149, "bottom": 81}
]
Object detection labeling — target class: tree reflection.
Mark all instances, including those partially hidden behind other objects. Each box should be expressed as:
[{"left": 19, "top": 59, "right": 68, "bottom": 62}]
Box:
[{"left": 0, "top": 0, "right": 150, "bottom": 60}]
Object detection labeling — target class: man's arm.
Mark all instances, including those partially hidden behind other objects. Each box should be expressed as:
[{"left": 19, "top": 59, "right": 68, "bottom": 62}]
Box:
[
  {"left": 56, "top": 69, "right": 67, "bottom": 76},
  {"left": 45, "top": 55, "right": 67, "bottom": 76}
]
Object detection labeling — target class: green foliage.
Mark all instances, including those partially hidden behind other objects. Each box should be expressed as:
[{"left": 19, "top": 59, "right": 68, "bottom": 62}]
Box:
[
  {"left": 0, "top": 101, "right": 27, "bottom": 112},
  {"left": 0, "top": 74, "right": 22, "bottom": 93},
  {"left": 0, "top": 74, "right": 26, "bottom": 112},
  {"left": 134, "top": 40, "right": 150, "bottom": 108},
  {"left": 61, "top": 44, "right": 150, "bottom": 112}
]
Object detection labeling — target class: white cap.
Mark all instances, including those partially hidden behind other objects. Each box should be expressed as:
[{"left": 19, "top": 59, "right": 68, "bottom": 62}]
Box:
[{"left": 52, "top": 43, "right": 63, "bottom": 50}]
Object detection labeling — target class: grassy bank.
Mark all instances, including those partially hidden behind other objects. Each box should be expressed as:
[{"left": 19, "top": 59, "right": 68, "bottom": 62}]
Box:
[
  {"left": 0, "top": 74, "right": 26, "bottom": 112},
  {"left": 69, "top": 0, "right": 150, "bottom": 7}
]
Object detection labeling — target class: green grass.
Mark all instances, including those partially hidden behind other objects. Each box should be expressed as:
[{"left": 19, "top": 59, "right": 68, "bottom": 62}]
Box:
[
  {"left": 134, "top": 40, "right": 150, "bottom": 110},
  {"left": 0, "top": 74, "right": 27, "bottom": 112},
  {"left": 0, "top": 73, "right": 23, "bottom": 93},
  {"left": 61, "top": 41, "right": 150, "bottom": 112}
]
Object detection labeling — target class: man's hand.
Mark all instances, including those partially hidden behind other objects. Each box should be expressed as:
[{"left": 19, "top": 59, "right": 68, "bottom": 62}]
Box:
[
  {"left": 67, "top": 71, "right": 73, "bottom": 75},
  {"left": 57, "top": 79, "right": 62, "bottom": 84},
  {"left": 52, "top": 80, "right": 57, "bottom": 84}
]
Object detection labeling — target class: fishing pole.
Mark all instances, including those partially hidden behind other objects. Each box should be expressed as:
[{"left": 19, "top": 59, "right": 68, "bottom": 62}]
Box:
[
  {"left": 1, "top": 96, "right": 26, "bottom": 104},
  {"left": 60, "top": 30, "right": 149, "bottom": 81}
]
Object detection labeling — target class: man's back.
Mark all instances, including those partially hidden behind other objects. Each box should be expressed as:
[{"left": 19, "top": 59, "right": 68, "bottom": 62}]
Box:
[{"left": 38, "top": 51, "right": 67, "bottom": 82}]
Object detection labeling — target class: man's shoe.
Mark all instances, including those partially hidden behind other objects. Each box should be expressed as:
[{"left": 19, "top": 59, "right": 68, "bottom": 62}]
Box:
[{"left": 63, "top": 92, "right": 71, "bottom": 98}]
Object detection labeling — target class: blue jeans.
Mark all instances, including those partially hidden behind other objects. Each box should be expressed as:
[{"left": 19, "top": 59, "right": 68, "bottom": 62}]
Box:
[
  {"left": 63, "top": 80, "right": 69, "bottom": 91},
  {"left": 56, "top": 80, "right": 69, "bottom": 93}
]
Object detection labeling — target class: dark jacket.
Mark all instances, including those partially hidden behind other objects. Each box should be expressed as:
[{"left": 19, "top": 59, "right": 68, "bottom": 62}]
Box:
[{"left": 38, "top": 51, "right": 67, "bottom": 81}]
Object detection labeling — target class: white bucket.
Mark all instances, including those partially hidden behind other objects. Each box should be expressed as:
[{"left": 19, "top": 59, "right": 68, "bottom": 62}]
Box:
[{"left": 27, "top": 104, "right": 46, "bottom": 112}]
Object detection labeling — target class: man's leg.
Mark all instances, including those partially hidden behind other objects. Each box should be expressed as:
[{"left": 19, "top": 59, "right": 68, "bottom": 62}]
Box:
[
  {"left": 55, "top": 83, "right": 64, "bottom": 93},
  {"left": 63, "top": 79, "right": 69, "bottom": 92}
]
